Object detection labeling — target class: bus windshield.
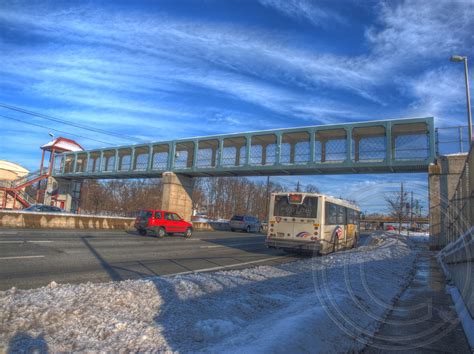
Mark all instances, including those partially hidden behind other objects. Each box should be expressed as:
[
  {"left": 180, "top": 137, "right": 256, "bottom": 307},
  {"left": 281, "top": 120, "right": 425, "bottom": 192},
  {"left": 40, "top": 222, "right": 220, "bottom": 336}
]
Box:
[{"left": 273, "top": 195, "right": 318, "bottom": 218}]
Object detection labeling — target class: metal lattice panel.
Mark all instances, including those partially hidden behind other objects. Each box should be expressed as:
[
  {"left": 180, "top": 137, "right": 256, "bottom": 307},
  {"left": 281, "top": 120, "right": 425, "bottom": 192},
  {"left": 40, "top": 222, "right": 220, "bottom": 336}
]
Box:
[
  {"left": 221, "top": 146, "right": 237, "bottom": 166},
  {"left": 250, "top": 145, "right": 262, "bottom": 165},
  {"left": 152, "top": 152, "right": 168, "bottom": 170},
  {"left": 280, "top": 143, "right": 291, "bottom": 164},
  {"left": 174, "top": 150, "right": 189, "bottom": 169},
  {"left": 394, "top": 134, "right": 429, "bottom": 160},
  {"left": 265, "top": 144, "right": 276, "bottom": 165},
  {"left": 135, "top": 153, "right": 149, "bottom": 171},
  {"left": 325, "top": 139, "right": 347, "bottom": 162},
  {"left": 294, "top": 141, "right": 310, "bottom": 164},
  {"left": 355, "top": 137, "right": 386, "bottom": 162},
  {"left": 197, "top": 148, "right": 214, "bottom": 168},
  {"left": 119, "top": 155, "right": 131, "bottom": 171}
]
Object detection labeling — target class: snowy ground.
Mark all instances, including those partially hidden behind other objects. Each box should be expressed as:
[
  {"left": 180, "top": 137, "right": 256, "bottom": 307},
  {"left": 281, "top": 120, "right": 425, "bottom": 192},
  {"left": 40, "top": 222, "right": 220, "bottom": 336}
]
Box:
[
  {"left": 390, "top": 230, "right": 430, "bottom": 243},
  {"left": 0, "top": 234, "right": 417, "bottom": 353}
]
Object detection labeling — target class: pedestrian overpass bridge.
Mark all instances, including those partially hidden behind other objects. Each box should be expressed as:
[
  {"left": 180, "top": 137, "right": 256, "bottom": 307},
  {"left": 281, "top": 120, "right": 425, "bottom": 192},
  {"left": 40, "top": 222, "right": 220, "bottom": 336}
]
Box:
[{"left": 52, "top": 117, "right": 435, "bottom": 179}]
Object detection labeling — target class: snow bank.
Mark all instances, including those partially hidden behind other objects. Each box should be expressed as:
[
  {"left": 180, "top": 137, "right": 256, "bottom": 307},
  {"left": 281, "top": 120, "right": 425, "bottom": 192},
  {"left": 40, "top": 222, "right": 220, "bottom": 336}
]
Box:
[
  {"left": 389, "top": 230, "right": 430, "bottom": 243},
  {"left": 0, "top": 235, "right": 416, "bottom": 352}
]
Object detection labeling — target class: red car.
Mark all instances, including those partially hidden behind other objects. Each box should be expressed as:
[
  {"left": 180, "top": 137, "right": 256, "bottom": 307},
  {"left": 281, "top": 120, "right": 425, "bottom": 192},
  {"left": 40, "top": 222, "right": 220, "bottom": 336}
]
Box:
[
  {"left": 134, "top": 210, "right": 193, "bottom": 238},
  {"left": 386, "top": 225, "right": 396, "bottom": 231}
]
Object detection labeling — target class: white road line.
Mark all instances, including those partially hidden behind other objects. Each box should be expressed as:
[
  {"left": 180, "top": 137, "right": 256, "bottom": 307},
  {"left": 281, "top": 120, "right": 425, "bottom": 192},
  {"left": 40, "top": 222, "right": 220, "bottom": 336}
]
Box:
[
  {"left": 0, "top": 241, "right": 52, "bottom": 244},
  {"left": 199, "top": 241, "right": 264, "bottom": 249},
  {"left": 0, "top": 255, "right": 45, "bottom": 260},
  {"left": 164, "top": 256, "right": 288, "bottom": 277}
]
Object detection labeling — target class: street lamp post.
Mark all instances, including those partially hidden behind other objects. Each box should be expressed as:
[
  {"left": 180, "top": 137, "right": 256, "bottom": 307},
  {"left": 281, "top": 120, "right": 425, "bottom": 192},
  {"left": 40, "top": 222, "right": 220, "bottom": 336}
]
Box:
[{"left": 450, "top": 55, "right": 472, "bottom": 143}]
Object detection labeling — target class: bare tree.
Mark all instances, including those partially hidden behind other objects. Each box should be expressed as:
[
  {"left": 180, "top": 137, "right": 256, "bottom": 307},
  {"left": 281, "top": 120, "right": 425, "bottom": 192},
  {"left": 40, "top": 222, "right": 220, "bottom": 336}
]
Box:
[
  {"left": 305, "top": 184, "right": 319, "bottom": 193},
  {"left": 385, "top": 182, "right": 408, "bottom": 233},
  {"left": 80, "top": 176, "right": 287, "bottom": 220}
]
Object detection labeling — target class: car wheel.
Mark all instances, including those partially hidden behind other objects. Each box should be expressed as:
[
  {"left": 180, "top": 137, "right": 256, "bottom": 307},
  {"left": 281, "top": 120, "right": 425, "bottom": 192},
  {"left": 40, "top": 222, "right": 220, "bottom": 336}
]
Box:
[
  {"left": 231, "top": 228, "right": 235, "bottom": 232},
  {"left": 185, "top": 227, "right": 193, "bottom": 238},
  {"left": 246, "top": 225, "right": 251, "bottom": 233},
  {"left": 168, "top": 233, "right": 174, "bottom": 236},
  {"left": 138, "top": 229, "right": 147, "bottom": 236},
  {"left": 156, "top": 227, "right": 166, "bottom": 238}
]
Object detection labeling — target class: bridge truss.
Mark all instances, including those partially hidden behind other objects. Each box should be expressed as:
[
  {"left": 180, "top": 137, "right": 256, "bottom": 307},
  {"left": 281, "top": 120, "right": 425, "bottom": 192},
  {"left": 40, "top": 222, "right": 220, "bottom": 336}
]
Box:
[{"left": 52, "top": 117, "right": 435, "bottom": 179}]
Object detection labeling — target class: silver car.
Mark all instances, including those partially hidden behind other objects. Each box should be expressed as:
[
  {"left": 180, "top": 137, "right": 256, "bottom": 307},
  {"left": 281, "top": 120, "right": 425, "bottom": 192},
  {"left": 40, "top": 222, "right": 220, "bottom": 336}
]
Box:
[{"left": 229, "top": 215, "right": 261, "bottom": 233}]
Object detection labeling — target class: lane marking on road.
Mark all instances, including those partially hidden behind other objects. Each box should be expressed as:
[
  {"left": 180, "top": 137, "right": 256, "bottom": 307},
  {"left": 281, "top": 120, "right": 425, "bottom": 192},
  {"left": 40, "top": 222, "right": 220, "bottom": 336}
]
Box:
[
  {"left": 199, "top": 241, "right": 264, "bottom": 249},
  {"left": 0, "top": 241, "right": 52, "bottom": 244},
  {"left": 0, "top": 255, "right": 45, "bottom": 260},
  {"left": 163, "top": 256, "right": 289, "bottom": 277}
]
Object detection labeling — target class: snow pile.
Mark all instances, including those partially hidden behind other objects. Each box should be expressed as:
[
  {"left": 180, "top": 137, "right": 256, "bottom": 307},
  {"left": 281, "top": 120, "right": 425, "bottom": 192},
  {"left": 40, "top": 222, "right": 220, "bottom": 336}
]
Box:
[
  {"left": 0, "top": 235, "right": 416, "bottom": 352},
  {"left": 387, "top": 230, "right": 430, "bottom": 243}
]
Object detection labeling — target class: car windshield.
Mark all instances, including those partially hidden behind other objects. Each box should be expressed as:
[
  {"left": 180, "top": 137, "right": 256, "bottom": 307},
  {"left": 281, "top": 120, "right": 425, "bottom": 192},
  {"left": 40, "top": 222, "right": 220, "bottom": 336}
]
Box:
[
  {"left": 273, "top": 195, "right": 318, "bottom": 218},
  {"left": 231, "top": 216, "right": 244, "bottom": 221}
]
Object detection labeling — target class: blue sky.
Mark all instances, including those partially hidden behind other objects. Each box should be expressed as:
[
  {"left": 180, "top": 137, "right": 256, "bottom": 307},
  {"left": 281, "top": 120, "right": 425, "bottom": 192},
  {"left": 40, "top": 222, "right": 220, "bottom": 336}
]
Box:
[{"left": 0, "top": 0, "right": 473, "bottom": 213}]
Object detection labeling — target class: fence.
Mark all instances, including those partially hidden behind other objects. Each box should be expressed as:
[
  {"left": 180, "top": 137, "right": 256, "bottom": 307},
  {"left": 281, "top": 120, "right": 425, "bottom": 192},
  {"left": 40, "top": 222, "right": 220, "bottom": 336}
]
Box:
[
  {"left": 436, "top": 125, "right": 470, "bottom": 156},
  {"left": 440, "top": 142, "right": 473, "bottom": 318},
  {"left": 445, "top": 143, "right": 474, "bottom": 243}
]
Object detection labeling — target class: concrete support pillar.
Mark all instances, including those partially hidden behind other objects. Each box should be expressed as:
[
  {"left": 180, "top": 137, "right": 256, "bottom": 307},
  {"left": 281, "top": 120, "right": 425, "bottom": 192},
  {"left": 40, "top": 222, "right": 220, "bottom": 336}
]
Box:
[
  {"left": 161, "top": 172, "right": 194, "bottom": 222},
  {"left": 43, "top": 176, "right": 76, "bottom": 212},
  {"left": 429, "top": 154, "right": 467, "bottom": 249}
]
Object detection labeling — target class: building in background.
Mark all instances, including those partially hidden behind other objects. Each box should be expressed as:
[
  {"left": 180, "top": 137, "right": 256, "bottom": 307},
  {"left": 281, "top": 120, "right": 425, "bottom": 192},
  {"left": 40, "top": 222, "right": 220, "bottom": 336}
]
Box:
[
  {"left": 0, "top": 161, "right": 30, "bottom": 209},
  {"left": 0, "top": 160, "right": 29, "bottom": 181}
]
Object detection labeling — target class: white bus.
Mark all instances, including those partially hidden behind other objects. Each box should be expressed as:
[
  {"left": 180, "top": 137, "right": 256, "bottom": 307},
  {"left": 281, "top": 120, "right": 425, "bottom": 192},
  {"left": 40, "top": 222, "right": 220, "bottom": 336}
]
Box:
[{"left": 265, "top": 192, "right": 360, "bottom": 255}]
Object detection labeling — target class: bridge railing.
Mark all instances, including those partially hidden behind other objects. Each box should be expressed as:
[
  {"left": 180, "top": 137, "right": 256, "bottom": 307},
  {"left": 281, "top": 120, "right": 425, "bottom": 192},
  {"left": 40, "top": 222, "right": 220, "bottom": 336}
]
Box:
[{"left": 52, "top": 117, "right": 436, "bottom": 178}]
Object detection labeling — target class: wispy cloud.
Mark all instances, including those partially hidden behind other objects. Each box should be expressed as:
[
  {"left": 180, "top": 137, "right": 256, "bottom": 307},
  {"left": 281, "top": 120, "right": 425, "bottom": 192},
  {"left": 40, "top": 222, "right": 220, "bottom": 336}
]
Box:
[
  {"left": 258, "top": 0, "right": 345, "bottom": 27},
  {"left": 403, "top": 66, "right": 472, "bottom": 124}
]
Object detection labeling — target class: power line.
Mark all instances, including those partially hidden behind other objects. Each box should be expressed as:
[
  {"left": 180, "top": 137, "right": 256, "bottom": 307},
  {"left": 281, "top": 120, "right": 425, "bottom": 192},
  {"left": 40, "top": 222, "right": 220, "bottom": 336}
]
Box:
[
  {"left": 0, "top": 103, "right": 143, "bottom": 142},
  {"left": 0, "top": 114, "right": 115, "bottom": 146}
]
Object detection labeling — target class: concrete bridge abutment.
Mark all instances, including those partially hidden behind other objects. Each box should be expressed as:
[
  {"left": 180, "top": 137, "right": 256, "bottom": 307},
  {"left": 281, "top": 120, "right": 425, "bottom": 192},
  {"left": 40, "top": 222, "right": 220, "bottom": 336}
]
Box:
[
  {"left": 428, "top": 154, "right": 467, "bottom": 250},
  {"left": 161, "top": 172, "right": 194, "bottom": 222}
]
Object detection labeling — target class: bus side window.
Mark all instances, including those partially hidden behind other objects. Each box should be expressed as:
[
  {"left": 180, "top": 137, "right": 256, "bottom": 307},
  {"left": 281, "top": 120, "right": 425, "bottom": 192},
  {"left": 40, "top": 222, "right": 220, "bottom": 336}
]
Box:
[
  {"left": 347, "top": 209, "right": 354, "bottom": 224},
  {"left": 325, "top": 202, "right": 337, "bottom": 225},
  {"left": 337, "top": 206, "right": 346, "bottom": 224}
]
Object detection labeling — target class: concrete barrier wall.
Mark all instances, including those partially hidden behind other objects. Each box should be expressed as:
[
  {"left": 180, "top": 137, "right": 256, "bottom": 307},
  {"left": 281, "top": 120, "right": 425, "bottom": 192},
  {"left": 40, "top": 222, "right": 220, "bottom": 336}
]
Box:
[
  {"left": 0, "top": 211, "right": 231, "bottom": 232},
  {"left": 0, "top": 211, "right": 135, "bottom": 230}
]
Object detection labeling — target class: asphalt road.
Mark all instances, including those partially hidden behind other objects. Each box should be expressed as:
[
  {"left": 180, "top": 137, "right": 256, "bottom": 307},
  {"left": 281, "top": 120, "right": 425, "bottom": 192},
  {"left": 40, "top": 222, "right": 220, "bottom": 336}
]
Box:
[{"left": 0, "top": 228, "right": 299, "bottom": 291}]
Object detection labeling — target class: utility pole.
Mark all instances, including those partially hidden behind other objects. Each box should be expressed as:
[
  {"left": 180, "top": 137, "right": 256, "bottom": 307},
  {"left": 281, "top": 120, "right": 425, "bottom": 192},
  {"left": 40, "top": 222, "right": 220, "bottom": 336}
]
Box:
[
  {"left": 399, "top": 182, "right": 404, "bottom": 234},
  {"left": 408, "top": 191, "right": 414, "bottom": 237},
  {"left": 264, "top": 176, "right": 270, "bottom": 221},
  {"left": 450, "top": 55, "right": 472, "bottom": 142},
  {"left": 296, "top": 180, "right": 300, "bottom": 192}
]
